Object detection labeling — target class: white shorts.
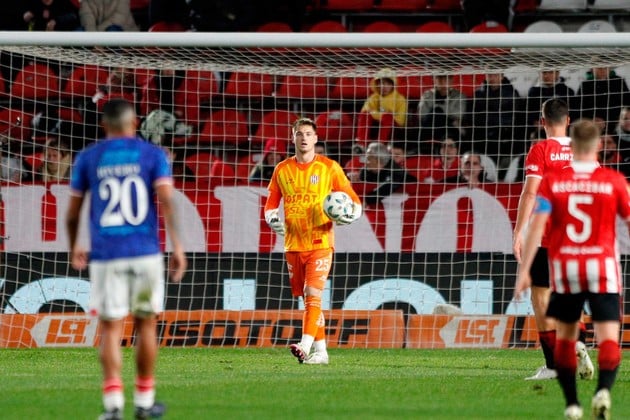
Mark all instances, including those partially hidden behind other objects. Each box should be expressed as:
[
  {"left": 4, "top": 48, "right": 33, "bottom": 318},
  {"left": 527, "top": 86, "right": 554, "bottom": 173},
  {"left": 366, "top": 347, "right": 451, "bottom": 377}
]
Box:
[{"left": 89, "top": 254, "right": 165, "bottom": 320}]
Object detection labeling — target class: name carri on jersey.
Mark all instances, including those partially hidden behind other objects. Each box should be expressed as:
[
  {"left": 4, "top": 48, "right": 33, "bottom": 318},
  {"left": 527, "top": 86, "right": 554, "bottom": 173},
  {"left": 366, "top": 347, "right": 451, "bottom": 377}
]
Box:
[{"left": 549, "top": 152, "right": 573, "bottom": 161}]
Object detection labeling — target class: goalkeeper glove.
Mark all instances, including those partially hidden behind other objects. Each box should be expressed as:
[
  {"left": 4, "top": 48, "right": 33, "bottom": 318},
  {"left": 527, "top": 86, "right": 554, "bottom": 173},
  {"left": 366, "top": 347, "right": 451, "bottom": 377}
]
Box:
[
  {"left": 336, "top": 202, "right": 362, "bottom": 226},
  {"left": 264, "top": 209, "right": 285, "bottom": 236}
]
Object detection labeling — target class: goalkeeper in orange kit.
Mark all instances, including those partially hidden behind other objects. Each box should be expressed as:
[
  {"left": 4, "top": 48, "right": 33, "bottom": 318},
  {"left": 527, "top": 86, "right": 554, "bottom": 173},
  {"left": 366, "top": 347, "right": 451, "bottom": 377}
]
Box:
[{"left": 265, "top": 117, "right": 362, "bottom": 364}]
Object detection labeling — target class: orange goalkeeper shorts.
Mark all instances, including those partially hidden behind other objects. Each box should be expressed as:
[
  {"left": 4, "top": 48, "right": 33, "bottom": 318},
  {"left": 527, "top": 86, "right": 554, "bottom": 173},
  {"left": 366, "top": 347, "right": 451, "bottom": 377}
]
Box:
[{"left": 285, "top": 248, "right": 332, "bottom": 297}]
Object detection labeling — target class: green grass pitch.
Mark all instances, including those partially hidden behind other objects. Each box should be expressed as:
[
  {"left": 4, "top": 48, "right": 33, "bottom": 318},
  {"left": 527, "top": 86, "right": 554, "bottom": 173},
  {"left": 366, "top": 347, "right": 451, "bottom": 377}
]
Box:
[{"left": 1, "top": 348, "right": 629, "bottom": 419}]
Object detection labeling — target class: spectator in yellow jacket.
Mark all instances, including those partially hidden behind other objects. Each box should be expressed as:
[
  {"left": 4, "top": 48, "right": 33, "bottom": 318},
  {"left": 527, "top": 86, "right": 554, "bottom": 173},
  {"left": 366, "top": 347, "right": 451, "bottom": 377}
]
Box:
[{"left": 356, "top": 68, "right": 407, "bottom": 145}]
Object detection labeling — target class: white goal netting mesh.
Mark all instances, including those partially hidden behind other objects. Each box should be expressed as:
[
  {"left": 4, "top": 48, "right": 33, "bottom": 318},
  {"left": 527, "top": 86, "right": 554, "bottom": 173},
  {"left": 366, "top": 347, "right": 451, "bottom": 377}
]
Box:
[{"left": 1, "top": 33, "right": 630, "bottom": 349}]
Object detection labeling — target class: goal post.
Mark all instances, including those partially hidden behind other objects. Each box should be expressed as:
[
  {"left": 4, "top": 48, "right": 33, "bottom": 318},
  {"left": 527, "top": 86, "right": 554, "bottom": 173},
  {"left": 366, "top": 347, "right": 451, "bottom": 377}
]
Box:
[{"left": 1, "top": 31, "right": 630, "bottom": 349}]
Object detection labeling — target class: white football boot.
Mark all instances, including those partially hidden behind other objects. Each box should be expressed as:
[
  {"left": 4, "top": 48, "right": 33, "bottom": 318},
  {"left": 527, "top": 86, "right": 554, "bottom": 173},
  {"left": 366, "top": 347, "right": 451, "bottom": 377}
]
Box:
[
  {"left": 563, "top": 404, "right": 583, "bottom": 420},
  {"left": 525, "top": 365, "right": 557, "bottom": 380},
  {"left": 591, "top": 389, "right": 611, "bottom": 420},
  {"left": 304, "top": 351, "right": 329, "bottom": 365}
]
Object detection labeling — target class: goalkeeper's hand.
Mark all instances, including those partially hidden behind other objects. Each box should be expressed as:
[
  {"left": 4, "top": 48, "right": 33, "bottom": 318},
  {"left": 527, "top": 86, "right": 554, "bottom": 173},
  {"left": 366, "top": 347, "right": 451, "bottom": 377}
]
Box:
[
  {"left": 264, "top": 209, "right": 285, "bottom": 236},
  {"left": 336, "top": 202, "right": 362, "bottom": 226}
]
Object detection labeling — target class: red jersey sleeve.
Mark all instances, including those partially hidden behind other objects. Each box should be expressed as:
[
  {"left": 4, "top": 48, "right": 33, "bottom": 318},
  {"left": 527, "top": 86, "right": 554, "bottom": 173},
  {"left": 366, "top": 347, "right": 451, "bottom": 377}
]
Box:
[
  {"left": 615, "top": 175, "right": 630, "bottom": 220},
  {"left": 525, "top": 142, "right": 545, "bottom": 179}
]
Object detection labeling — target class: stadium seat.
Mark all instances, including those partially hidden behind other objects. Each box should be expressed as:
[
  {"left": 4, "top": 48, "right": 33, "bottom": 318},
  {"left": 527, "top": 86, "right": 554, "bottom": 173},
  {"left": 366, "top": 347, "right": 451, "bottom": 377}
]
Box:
[
  {"left": 330, "top": 72, "right": 372, "bottom": 99},
  {"left": 404, "top": 154, "right": 434, "bottom": 181},
  {"left": 590, "top": 0, "right": 630, "bottom": 9},
  {"left": 257, "top": 22, "right": 293, "bottom": 32},
  {"left": 185, "top": 152, "right": 214, "bottom": 178},
  {"left": 452, "top": 68, "right": 485, "bottom": 98},
  {"left": 537, "top": 0, "right": 586, "bottom": 10},
  {"left": 426, "top": 0, "right": 461, "bottom": 10},
  {"left": 504, "top": 65, "right": 538, "bottom": 96},
  {"left": 578, "top": 19, "right": 617, "bottom": 33},
  {"left": 317, "top": 0, "right": 373, "bottom": 10},
  {"left": 235, "top": 152, "right": 263, "bottom": 181},
  {"left": 130, "top": 0, "right": 150, "bottom": 10},
  {"left": 224, "top": 72, "right": 275, "bottom": 98},
  {"left": 559, "top": 68, "right": 586, "bottom": 92},
  {"left": 63, "top": 65, "right": 109, "bottom": 98},
  {"left": 469, "top": 21, "right": 508, "bottom": 33},
  {"left": 275, "top": 71, "right": 331, "bottom": 99},
  {"left": 511, "top": 0, "right": 537, "bottom": 12},
  {"left": 0, "top": 108, "right": 33, "bottom": 142},
  {"left": 253, "top": 110, "right": 299, "bottom": 144},
  {"left": 415, "top": 21, "right": 455, "bottom": 33},
  {"left": 198, "top": 109, "right": 249, "bottom": 144},
  {"left": 362, "top": 21, "right": 401, "bottom": 33},
  {"left": 10, "top": 63, "right": 60, "bottom": 99},
  {"left": 148, "top": 21, "right": 187, "bottom": 32},
  {"left": 523, "top": 20, "right": 563, "bottom": 33},
  {"left": 314, "top": 111, "right": 354, "bottom": 144},
  {"left": 374, "top": 0, "right": 427, "bottom": 11},
  {"left": 309, "top": 20, "right": 347, "bottom": 33},
  {"left": 133, "top": 68, "right": 155, "bottom": 88},
  {"left": 173, "top": 70, "right": 219, "bottom": 124},
  {"left": 479, "top": 154, "right": 498, "bottom": 182},
  {"left": 397, "top": 71, "right": 433, "bottom": 100}
]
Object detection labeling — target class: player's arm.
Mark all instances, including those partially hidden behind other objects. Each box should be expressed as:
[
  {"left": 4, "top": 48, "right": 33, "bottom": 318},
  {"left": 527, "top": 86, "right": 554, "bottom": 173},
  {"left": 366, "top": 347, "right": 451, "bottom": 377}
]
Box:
[
  {"left": 513, "top": 175, "right": 542, "bottom": 262},
  {"left": 264, "top": 173, "right": 285, "bottom": 235},
  {"left": 334, "top": 166, "right": 363, "bottom": 226},
  {"left": 66, "top": 192, "right": 87, "bottom": 271},
  {"left": 155, "top": 181, "right": 187, "bottom": 283},
  {"left": 514, "top": 196, "right": 550, "bottom": 300}
]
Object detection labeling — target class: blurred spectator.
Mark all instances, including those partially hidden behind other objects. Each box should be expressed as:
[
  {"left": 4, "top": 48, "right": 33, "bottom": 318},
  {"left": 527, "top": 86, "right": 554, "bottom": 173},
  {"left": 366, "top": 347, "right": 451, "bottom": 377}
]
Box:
[
  {"left": 34, "top": 137, "right": 72, "bottom": 182},
  {"left": 140, "top": 70, "right": 186, "bottom": 117},
  {"left": 79, "top": 0, "right": 139, "bottom": 32},
  {"left": 389, "top": 142, "right": 407, "bottom": 167},
  {"left": 418, "top": 131, "right": 461, "bottom": 183},
  {"left": 22, "top": 0, "right": 80, "bottom": 31},
  {"left": 355, "top": 142, "right": 413, "bottom": 206},
  {"left": 525, "top": 69, "right": 574, "bottom": 138},
  {"left": 470, "top": 72, "right": 523, "bottom": 159},
  {"left": 356, "top": 68, "right": 407, "bottom": 144},
  {"left": 462, "top": 0, "right": 510, "bottom": 30},
  {"left": 418, "top": 74, "right": 467, "bottom": 141},
  {"left": 445, "top": 152, "right": 491, "bottom": 187},
  {"left": 577, "top": 65, "right": 630, "bottom": 132},
  {"left": 616, "top": 107, "right": 630, "bottom": 152},
  {"left": 314, "top": 142, "right": 327, "bottom": 156},
  {"left": 249, "top": 138, "right": 287, "bottom": 183},
  {"left": 598, "top": 130, "right": 630, "bottom": 178}
]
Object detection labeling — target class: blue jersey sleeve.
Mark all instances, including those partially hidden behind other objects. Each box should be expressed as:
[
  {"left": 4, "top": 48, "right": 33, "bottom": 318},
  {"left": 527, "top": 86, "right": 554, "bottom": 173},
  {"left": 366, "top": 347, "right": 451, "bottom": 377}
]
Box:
[
  {"left": 69, "top": 151, "right": 88, "bottom": 193},
  {"left": 151, "top": 147, "right": 172, "bottom": 183},
  {"left": 534, "top": 195, "right": 552, "bottom": 214}
]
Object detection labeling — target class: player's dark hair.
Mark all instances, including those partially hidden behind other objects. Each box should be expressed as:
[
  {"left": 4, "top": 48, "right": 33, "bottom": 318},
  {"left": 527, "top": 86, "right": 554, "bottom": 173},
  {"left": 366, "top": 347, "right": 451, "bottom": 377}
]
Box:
[
  {"left": 541, "top": 98, "right": 569, "bottom": 125},
  {"left": 102, "top": 98, "right": 135, "bottom": 129},
  {"left": 292, "top": 117, "right": 317, "bottom": 133},
  {"left": 570, "top": 119, "right": 600, "bottom": 153}
]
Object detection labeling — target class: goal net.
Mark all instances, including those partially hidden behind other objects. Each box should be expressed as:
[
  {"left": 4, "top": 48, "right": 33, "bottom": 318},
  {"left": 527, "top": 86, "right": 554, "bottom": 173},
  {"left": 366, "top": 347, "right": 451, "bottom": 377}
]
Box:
[{"left": 1, "top": 32, "right": 630, "bottom": 349}]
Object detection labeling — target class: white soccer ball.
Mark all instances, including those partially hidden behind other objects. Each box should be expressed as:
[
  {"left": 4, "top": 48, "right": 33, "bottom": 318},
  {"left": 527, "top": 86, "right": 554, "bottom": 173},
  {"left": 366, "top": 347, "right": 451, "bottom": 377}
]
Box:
[{"left": 323, "top": 191, "right": 353, "bottom": 221}]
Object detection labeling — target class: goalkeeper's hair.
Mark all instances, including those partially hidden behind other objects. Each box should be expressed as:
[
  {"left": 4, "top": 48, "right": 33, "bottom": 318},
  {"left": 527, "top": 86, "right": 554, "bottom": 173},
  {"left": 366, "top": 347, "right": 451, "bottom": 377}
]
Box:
[
  {"left": 570, "top": 119, "right": 601, "bottom": 153},
  {"left": 292, "top": 117, "right": 317, "bottom": 133},
  {"left": 542, "top": 98, "right": 569, "bottom": 125}
]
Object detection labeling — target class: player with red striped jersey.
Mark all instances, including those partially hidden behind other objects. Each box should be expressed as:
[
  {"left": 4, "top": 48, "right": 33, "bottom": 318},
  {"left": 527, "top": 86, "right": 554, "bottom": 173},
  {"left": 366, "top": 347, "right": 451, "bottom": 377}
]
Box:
[
  {"left": 513, "top": 98, "right": 593, "bottom": 381},
  {"left": 515, "top": 119, "right": 630, "bottom": 420}
]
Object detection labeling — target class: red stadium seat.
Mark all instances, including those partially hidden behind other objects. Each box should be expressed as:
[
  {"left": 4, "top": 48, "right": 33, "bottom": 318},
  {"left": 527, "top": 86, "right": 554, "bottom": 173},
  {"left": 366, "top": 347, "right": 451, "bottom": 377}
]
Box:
[
  {"left": 314, "top": 111, "right": 354, "bottom": 144},
  {"left": 235, "top": 152, "right": 262, "bottom": 181},
  {"left": 174, "top": 70, "right": 219, "bottom": 124},
  {"left": 397, "top": 71, "right": 433, "bottom": 100},
  {"left": 511, "top": 0, "right": 537, "bottom": 12},
  {"left": 11, "top": 63, "right": 60, "bottom": 99},
  {"left": 469, "top": 21, "right": 509, "bottom": 33},
  {"left": 0, "top": 108, "right": 34, "bottom": 142},
  {"left": 185, "top": 153, "right": 214, "bottom": 178},
  {"left": 130, "top": 0, "right": 150, "bottom": 10},
  {"left": 362, "top": 21, "right": 401, "bottom": 32},
  {"left": 309, "top": 20, "right": 347, "bottom": 33},
  {"left": 318, "top": 0, "right": 373, "bottom": 10},
  {"left": 148, "top": 21, "right": 187, "bottom": 32},
  {"left": 276, "top": 70, "right": 331, "bottom": 99},
  {"left": 224, "top": 72, "right": 275, "bottom": 98},
  {"left": 374, "top": 0, "right": 427, "bottom": 11},
  {"left": 330, "top": 73, "right": 372, "bottom": 99},
  {"left": 63, "top": 65, "right": 109, "bottom": 98},
  {"left": 426, "top": 0, "right": 462, "bottom": 10},
  {"left": 198, "top": 109, "right": 249, "bottom": 144},
  {"left": 253, "top": 110, "right": 299, "bottom": 144},
  {"left": 257, "top": 22, "right": 293, "bottom": 32},
  {"left": 452, "top": 70, "right": 485, "bottom": 98},
  {"left": 404, "top": 155, "right": 434, "bottom": 181},
  {"left": 133, "top": 68, "right": 156, "bottom": 88},
  {"left": 416, "top": 21, "right": 455, "bottom": 33}
]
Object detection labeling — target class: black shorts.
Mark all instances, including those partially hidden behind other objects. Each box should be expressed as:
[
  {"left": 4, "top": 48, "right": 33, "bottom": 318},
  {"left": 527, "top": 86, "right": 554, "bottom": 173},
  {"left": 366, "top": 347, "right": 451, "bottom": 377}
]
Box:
[
  {"left": 529, "top": 247, "right": 549, "bottom": 288},
  {"left": 546, "top": 292, "right": 621, "bottom": 323}
]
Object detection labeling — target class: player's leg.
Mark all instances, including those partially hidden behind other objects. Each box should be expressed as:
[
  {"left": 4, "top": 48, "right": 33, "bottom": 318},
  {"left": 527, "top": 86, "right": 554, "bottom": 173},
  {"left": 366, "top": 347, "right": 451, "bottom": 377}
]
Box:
[
  {"left": 589, "top": 293, "right": 622, "bottom": 420},
  {"left": 526, "top": 247, "right": 557, "bottom": 380},
  {"left": 302, "top": 249, "right": 331, "bottom": 363},
  {"left": 286, "top": 252, "right": 309, "bottom": 362},
  {"left": 129, "top": 255, "right": 166, "bottom": 419},
  {"left": 90, "top": 260, "right": 130, "bottom": 419},
  {"left": 546, "top": 292, "right": 585, "bottom": 415}
]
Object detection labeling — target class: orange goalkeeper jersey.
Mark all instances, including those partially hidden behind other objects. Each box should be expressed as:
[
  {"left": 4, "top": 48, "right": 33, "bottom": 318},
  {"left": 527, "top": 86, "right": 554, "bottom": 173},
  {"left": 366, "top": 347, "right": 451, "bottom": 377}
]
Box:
[{"left": 265, "top": 154, "right": 360, "bottom": 252}]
